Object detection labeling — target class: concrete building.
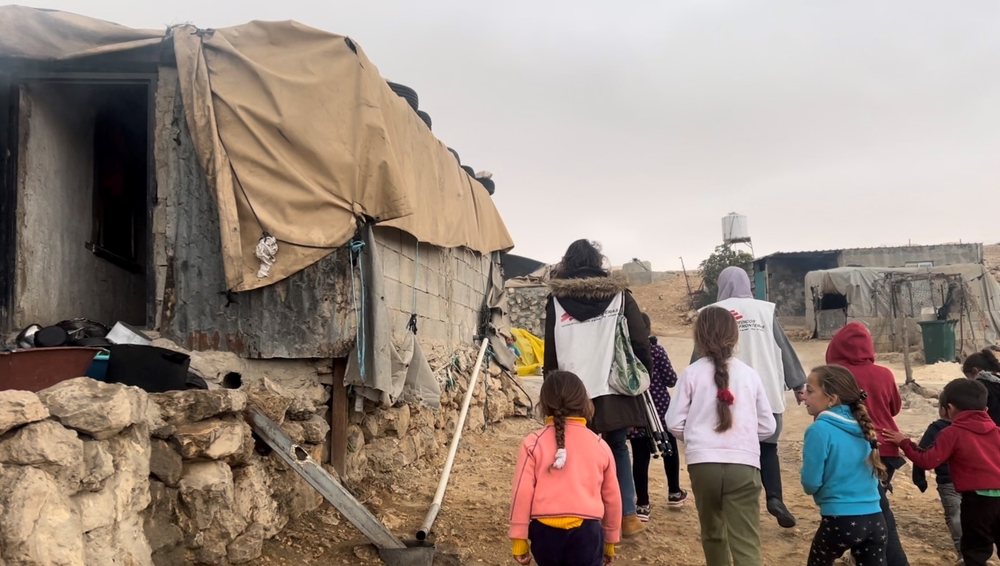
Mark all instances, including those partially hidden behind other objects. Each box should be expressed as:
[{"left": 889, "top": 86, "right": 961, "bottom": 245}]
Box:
[
  {"left": 0, "top": 25, "right": 511, "bottom": 359},
  {"left": 753, "top": 243, "right": 984, "bottom": 325}
]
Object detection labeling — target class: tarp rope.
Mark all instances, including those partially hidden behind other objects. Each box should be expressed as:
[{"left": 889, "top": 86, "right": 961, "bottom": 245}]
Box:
[
  {"left": 349, "top": 237, "right": 367, "bottom": 380},
  {"left": 407, "top": 241, "right": 420, "bottom": 334}
]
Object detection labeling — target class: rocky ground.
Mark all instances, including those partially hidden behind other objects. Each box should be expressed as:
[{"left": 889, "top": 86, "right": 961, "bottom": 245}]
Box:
[
  {"left": 253, "top": 333, "right": 980, "bottom": 566},
  {"left": 253, "top": 248, "right": 1000, "bottom": 566}
]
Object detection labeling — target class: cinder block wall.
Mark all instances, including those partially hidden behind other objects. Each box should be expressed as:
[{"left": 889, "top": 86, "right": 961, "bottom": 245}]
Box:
[{"left": 375, "top": 227, "right": 492, "bottom": 349}]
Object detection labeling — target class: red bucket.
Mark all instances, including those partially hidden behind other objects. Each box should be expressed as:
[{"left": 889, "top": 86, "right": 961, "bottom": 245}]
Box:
[{"left": 0, "top": 347, "right": 103, "bottom": 392}]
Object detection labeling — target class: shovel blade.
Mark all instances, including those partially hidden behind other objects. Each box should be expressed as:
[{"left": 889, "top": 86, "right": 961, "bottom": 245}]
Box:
[{"left": 377, "top": 540, "right": 435, "bottom": 566}]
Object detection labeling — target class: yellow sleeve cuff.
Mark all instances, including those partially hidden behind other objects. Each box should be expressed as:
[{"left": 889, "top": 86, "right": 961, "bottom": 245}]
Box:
[
  {"left": 605, "top": 543, "right": 615, "bottom": 557},
  {"left": 512, "top": 539, "right": 529, "bottom": 556}
]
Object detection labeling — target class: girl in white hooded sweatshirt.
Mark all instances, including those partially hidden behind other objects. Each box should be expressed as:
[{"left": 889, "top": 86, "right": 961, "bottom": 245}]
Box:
[{"left": 667, "top": 307, "right": 775, "bottom": 566}]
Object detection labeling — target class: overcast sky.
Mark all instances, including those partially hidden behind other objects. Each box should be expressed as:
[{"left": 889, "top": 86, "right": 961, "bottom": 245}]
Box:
[{"left": 20, "top": 1, "right": 1000, "bottom": 269}]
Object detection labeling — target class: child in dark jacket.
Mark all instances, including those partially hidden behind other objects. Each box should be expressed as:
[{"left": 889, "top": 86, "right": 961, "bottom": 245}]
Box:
[
  {"left": 628, "top": 314, "right": 687, "bottom": 522},
  {"left": 826, "top": 322, "right": 909, "bottom": 566},
  {"left": 884, "top": 379, "right": 1000, "bottom": 566},
  {"left": 911, "top": 392, "right": 961, "bottom": 558},
  {"left": 963, "top": 349, "right": 1000, "bottom": 426}
]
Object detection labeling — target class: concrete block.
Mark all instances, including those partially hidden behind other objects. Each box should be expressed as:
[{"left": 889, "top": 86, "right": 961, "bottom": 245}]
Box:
[
  {"left": 401, "top": 233, "right": 417, "bottom": 260},
  {"left": 416, "top": 291, "right": 431, "bottom": 319},
  {"left": 383, "top": 247, "right": 401, "bottom": 282},
  {"left": 383, "top": 278, "right": 402, "bottom": 315},
  {"left": 426, "top": 270, "right": 443, "bottom": 298},
  {"left": 377, "top": 228, "right": 402, "bottom": 252},
  {"left": 400, "top": 257, "right": 415, "bottom": 288}
]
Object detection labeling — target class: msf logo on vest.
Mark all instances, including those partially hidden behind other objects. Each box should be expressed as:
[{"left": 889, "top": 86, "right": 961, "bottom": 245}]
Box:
[{"left": 729, "top": 309, "right": 766, "bottom": 332}]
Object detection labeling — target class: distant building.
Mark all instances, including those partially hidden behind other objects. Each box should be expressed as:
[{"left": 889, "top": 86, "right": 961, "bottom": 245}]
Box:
[{"left": 753, "top": 243, "right": 984, "bottom": 325}]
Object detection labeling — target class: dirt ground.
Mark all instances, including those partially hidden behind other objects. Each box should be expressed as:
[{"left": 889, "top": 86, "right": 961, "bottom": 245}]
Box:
[{"left": 252, "top": 329, "right": 981, "bottom": 566}]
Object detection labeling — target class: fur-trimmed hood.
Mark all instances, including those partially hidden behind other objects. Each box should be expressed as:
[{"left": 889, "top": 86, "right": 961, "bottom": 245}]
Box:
[
  {"left": 547, "top": 271, "right": 630, "bottom": 324},
  {"left": 548, "top": 273, "right": 629, "bottom": 300}
]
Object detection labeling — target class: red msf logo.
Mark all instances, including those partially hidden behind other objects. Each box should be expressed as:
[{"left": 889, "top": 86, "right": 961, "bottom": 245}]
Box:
[
  {"left": 729, "top": 310, "right": 743, "bottom": 321},
  {"left": 561, "top": 313, "right": 575, "bottom": 322}
]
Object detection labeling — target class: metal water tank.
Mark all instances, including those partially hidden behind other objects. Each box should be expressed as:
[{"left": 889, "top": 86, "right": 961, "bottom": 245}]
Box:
[{"left": 722, "top": 213, "right": 749, "bottom": 243}]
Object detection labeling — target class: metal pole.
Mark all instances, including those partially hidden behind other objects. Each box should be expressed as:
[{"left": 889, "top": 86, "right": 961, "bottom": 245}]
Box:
[{"left": 416, "top": 337, "right": 490, "bottom": 541}]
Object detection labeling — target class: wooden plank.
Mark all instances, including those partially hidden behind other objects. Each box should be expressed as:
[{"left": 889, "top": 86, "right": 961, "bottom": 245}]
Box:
[
  {"left": 330, "top": 358, "right": 349, "bottom": 476},
  {"left": 244, "top": 405, "right": 404, "bottom": 550}
]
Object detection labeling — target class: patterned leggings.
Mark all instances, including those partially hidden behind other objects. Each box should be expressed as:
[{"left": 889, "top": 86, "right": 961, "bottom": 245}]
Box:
[{"left": 808, "top": 513, "right": 888, "bottom": 566}]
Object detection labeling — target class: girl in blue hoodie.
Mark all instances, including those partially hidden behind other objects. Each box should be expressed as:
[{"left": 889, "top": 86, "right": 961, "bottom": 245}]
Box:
[{"left": 801, "top": 365, "right": 888, "bottom": 566}]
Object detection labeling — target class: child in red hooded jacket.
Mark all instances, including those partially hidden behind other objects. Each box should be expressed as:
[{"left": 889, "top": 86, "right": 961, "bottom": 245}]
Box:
[{"left": 826, "top": 322, "right": 909, "bottom": 566}]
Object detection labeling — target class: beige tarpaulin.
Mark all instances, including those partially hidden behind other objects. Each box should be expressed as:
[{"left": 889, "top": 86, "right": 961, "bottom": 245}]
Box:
[{"left": 0, "top": 8, "right": 514, "bottom": 291}]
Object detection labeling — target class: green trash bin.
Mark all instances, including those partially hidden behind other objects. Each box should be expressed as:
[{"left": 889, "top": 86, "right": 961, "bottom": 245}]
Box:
[{"left": 918, "top": 320, "right": 958, "bottom": 364}]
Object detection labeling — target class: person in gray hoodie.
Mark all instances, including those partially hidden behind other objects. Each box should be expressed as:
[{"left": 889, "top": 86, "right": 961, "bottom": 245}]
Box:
[{"left": 693, "top": 266, "right": 807, "bottom": 528}]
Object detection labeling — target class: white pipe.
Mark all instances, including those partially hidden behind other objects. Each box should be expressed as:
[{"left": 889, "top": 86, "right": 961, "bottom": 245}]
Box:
[{"left": 416, "top": 337, "right": 490, "bottom": 540}]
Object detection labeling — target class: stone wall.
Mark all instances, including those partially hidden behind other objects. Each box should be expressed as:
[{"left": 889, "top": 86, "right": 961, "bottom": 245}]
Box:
[
  {"left": 346, "top": 344, "right": 532, "bottom": 482},
  {"left": 507, "top": 286, "right": 548, "bottom": 337},
  {"left": 0, "top": 347, "right": 529, "bottom": 566},
  {"left": 0, "top": 379, "right": 157, "bottom": 565}
]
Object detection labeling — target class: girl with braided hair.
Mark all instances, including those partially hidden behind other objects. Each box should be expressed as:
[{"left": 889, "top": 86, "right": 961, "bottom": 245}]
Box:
[
  {"left": 508, "top": 371, "right": 621, "bottom": 566},
  {"left": 666, "top": 307, "right": 776, "bottom": 566},
  {"left": 801, "top": 365, "right": 887, "bottom": 566}
]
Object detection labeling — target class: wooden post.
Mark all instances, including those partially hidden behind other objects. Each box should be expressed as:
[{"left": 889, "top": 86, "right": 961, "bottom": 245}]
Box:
[
  {"left": 901, "top": 283, "right": 914, "bottom": 385},
  {"left": 330, "top": 358, "right": 349, "bottom": 477}
]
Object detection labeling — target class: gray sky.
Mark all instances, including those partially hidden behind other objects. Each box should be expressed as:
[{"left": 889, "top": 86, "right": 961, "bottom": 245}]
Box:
[{"left": 23, "top": 1, "right": 1000, "bottom": 269}]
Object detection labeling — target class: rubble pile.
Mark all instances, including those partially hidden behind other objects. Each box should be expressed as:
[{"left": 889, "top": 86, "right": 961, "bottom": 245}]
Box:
[{"left": 506, "top": 287, "right": 548, "bottom": 337}]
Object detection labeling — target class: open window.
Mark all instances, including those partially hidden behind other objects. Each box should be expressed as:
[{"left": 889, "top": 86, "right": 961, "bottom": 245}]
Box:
[{"left": 8, "top": 77, "right": 154, "bottom": 330}]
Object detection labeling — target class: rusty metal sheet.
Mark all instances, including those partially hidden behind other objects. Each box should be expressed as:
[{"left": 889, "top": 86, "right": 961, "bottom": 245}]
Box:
[{"left": 159, "top": 90, "right": 355, "bottom": 358}]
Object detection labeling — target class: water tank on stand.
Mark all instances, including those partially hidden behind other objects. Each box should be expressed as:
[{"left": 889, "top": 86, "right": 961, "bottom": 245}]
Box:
[{"left": 722, "top": 213, "right": 750, "bottom": 244}]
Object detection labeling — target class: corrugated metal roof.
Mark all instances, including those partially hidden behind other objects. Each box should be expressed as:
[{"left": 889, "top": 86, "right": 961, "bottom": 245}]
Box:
[{"left": 755, "top": 242, "right": 982, "bottom": 262}]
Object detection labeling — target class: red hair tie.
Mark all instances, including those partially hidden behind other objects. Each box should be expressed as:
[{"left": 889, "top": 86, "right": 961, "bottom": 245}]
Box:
[{"left": 716, "top": 388, "right": 735, "bottom": 405}]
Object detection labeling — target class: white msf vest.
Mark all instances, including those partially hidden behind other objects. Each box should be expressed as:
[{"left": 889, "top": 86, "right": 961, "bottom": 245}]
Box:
[
  {"left": 552, "top": 293, "right": 622, "bottom": 399},
  {"left": 703, "top": 298, "right": 786, "bottom": 413}
]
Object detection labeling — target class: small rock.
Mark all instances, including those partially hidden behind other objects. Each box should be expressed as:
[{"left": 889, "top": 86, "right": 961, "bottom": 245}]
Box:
[
  {"left": 281, "top": 420, "right": 307, "bottom": 444},
  {"left": 244, "top": 377, "right": 293, "bottom": 425},
  {"left": 286, "top": 396, "right": 316, "bottom": 421},
  {"left": 177, "top": 461, "right": 247, "bottom": 563},
  {"left": 234, "top": 459, "right": 287, "bottom": 538},
  {"left": 150, "top": 389, "right": 247, "bottom": 425},
  {"left": 144, "top": 480, "right": 185, "bottom": 554},
  {"left": 80, "top": 439, "right": 115, "bottom": 491},
  {"left": 172, "top": 418, "right": 249, "bottom": 461},
  {"left": 0, "top": 466, "right": 85, "bottom": 565},
  {"left": 103, "top": 425, "right": 153, "bottom": 520},
  {"left": 38, "top": 377, "right": 148, "bottom": 440},
  {"left": 151, "top": 439, "right": 184, "bottom": 486},
  {"left": 228, "top": 523, "right": 265, "bottom": 564},
  {"left": 300, "top": 414, "right": 331, "bottom": 444},
  {"left": 73, "top": 488, "right": 117, "bottom": 533},
  {"left": 360, "top": 414, "right": 380, "bottom": 442},
  {"left": 0, "top": 389, "right": 49, "bottom": 435},
  {"left": 0, "top": 419, "right": 84, "bottom": 490}
]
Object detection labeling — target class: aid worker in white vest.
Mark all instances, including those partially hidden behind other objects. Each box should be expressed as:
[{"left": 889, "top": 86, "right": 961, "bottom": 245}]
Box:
[{"left": 692, "top": 266, "right": 807, "bottom": 529}]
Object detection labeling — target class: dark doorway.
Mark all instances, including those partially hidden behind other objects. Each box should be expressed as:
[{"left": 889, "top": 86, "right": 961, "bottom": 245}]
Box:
[{"left": 4, "top": 77, "right": 154, "bottom": 334}]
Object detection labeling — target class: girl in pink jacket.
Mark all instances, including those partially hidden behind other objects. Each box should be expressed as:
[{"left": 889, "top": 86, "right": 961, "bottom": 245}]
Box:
[{"left": 509, "top": 371, "right": 622, "bottom": 566}]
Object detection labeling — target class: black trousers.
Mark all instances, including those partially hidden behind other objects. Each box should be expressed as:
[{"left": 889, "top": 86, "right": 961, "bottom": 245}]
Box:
[
  {"left": 528, "top": 519, "right": 604, "bottom": 566},
  {"left": 880, "top": 458, "right": 910, "bottom": 566},
  {"left": 961, "top": 492, "right": 1000, "bottom": 566},
  {"left": 760, "top": 442, "right": 782, "bottom": 500},
  {"left": 630, "top": 433, "right": 681, "bottom": 506},
  {"left": 808, "top": 513, "right": 887, "bottom": 566}
]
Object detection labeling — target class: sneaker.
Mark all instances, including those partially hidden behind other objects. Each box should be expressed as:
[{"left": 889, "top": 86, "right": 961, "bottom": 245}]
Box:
[
  {"left": 766, "top": 497, "right": 797, "bottom": 528},
  {"left": 636, "top": 505, "right": 651, "bottom": 522},
  {"left": 621, "top": 514, "right": 646, "bottom": 538},
  {"left": 668, "top": 489, "right": 689, "bottom": 507}
]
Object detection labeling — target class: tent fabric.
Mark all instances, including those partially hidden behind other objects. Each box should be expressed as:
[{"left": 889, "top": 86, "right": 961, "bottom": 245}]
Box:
[
  {"left": 0, "top": 8, "right": 515, "bottom": 292},
  {"left": 0, "top": 6, "right": 163, "bottom": 60},
  {"left": 804, "top": 264, "right": 1000, "bottom": 347}
]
